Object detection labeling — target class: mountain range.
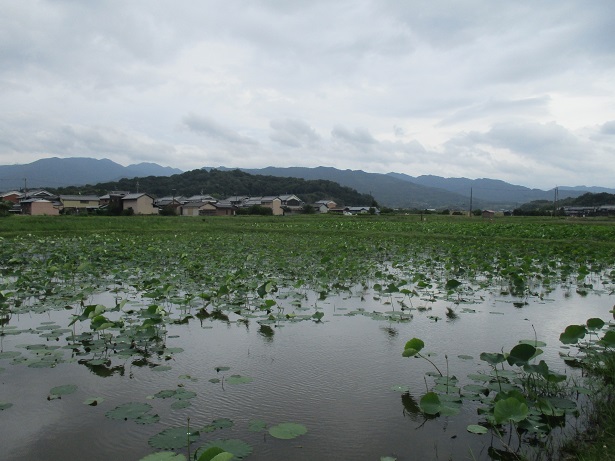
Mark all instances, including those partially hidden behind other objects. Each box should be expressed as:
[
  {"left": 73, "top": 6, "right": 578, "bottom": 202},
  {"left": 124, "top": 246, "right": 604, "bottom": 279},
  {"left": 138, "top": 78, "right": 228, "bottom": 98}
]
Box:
[
  {"left": 0, "top": 157, "right": 182, "bottom": 190},
  {"left": 1, "top": 157, "right": 614, "bottom": 209}
]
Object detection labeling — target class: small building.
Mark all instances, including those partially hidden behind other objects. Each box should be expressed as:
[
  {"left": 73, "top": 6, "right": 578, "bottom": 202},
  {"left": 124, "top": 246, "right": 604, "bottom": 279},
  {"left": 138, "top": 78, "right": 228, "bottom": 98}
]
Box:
[
  {"left": 1, "top": 191, "right": 22, "bottom": 204},
  {"left": 181, "top": 201, "right": 211, "bottom": 217},
  {"left": 314, "top": 200, "right": 337, "bottom": 211},
  {"left": 482, "top": 210, "right": 495, "bottom": 219},
  {"left": 59, "top": 195, "right": 100, "bottom": 213},
  {"left": 279, "top": 194, "right": 304, "bottom": 213},
  {"left": 20, "top": 199, "right": 59, "bottom": 216},
  {"left": 122, "top": 193, "right": 157, "bottom": 215},
  {"left": 200, "top": 201, "right": 237, "bottom": 216}
]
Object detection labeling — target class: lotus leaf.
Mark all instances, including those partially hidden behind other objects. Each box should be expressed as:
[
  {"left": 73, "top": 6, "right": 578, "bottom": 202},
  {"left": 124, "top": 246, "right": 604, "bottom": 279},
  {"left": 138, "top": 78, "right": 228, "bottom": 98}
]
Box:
[
  {"left": 149, "top": 426, "right": 200, "bottom": 449},
  {"left": 268, "top": 423, "right": 307, "bottom": 440},
  {"left": 50, "top": 384, "right": 77, "bottom": 396},
  {"left": 494, "top": 397, "right": 528, "bottom": 424},
  {"left": 195, "top": 439, "right": 253, "bottom": 459},
  {"left": 152, "top": 365, "right": 172, "bottom": 372},
  {"left": 83, "top": 397, "right": 104, "bottom": 406},
  {"left": 506, "top": 343, "right": 536, "bottom": 366},
  {"left": 0, "top": 401, "right": 13, "bottom": 411},
  {"left": 559, "top": 325, "right": 587, "bottom": 344},
  {"left": 139, "top": 452, "right": 187, "bottom": 461},
  {"left": 467, "top": 424, "right": 488, "bottom": 434},
  {"left": 202, "top": 418, "right": 234, "bottom": 432},
  {"left": 226, "top": 375, "right": 253, "bottom": 385},
  {"left": 0, "top": 351, "right": 21, "bottom": 359},
  {"left": 106, "top": 402, "right": 153, "bottom": 420},
  {"left": 391, "top": 385, "right": 410, "bottom": 392},
  {"left": 419, "top": 392, "right": 441, "bottom": 415},
  {"left": 171, "top": 400, "right": 191, "bottom": 410},
  {"left": 247, "top": 419, "right": 267, "bottom": 432},
  {"left": 479, "top": 352, "right": 505, "bottom": 365}
]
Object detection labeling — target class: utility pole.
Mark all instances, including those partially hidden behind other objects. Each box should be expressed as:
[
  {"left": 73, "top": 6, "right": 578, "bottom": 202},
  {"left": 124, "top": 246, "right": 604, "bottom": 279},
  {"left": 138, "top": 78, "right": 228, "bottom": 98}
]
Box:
[
  {"left": 553, "top": 186, "right": 558, "bottom": 217},
  {"left": 23, "top": 178, "right": 28, "bottom": 197},
  {"left": 469, "top": 187, "right": 473, "bottom": 217}
]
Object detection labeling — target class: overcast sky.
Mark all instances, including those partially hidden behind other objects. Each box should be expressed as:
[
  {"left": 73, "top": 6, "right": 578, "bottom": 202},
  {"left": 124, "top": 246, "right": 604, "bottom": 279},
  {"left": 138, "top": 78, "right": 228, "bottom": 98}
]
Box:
[{"left": 1, "top": 1, "right": 614, "bottom": 188}]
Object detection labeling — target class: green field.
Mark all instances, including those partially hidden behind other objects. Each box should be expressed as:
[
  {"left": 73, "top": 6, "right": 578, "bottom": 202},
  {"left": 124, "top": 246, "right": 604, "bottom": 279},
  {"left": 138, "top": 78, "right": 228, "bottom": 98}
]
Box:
[{"left": 1, "top": 214, "right": 615, "bottom": 460}]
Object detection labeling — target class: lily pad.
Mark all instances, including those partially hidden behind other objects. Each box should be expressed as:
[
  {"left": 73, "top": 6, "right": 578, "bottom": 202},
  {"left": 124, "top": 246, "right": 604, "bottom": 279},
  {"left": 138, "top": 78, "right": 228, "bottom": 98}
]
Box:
[
  {"left": 467, "top": 424, "right": 488, "bottom": 434},
  {"left": 139, "top": 452, "right": 187, "bottom": 461},
  {"left": 106, "top": 402, "right": 153, "bottom": 420},
  {"left": 203, "top": 418, "right": 234, "bottom": 432},
  {"left": 226, "top": 375, "right": 253, "bottom": 385},
  {"left": 149, "top": 426, "right": 200, "bottom": 449},
  {"left": 0, "top": 401, "right": 13, "bottom": 411},
  {"left": 195, "top": 439, "right": 253, "bottom": 459},
  {"left": 50, "top": 384, "right": 78, "bottom": 396},
  {"left": 248, "top": 419, "right": 267, "bottom": 432},
  {"left": 268, "top": 422, "right": 307, "bottom": 440},
  {"left": 84, "top": 397, "right": 105, "bottom": 406}
]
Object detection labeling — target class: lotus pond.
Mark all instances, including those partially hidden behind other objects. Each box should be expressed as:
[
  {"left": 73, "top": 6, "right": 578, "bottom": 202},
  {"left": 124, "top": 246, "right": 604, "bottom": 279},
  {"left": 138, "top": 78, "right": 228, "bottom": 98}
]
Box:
[{"left": 1, "top": 215, "right": 615, "bottom": 460}]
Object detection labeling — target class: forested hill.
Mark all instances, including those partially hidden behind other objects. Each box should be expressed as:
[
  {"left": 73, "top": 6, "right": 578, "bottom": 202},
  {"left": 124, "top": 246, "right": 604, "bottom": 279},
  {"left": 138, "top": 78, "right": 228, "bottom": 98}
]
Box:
[{"left": 52, "top": 168, "right": 376, "bottom": 206}]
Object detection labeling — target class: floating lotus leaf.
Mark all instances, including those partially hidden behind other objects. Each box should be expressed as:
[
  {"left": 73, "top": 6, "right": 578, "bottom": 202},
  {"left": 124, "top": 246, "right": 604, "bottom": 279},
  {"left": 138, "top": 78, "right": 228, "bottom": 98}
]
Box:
[
  {"left": 155, "top": 389, "right": 178, "bottom": 399},
  {"left": 215, "top": 366, "right": 230, "bottom": 373},
  {"left": 391, "top": 385, "right": 410, "bottom": 392},
  {"left": 419, "top": 392, "right": 441, "bottom": 415},
  {"left": 247, "top": 419, "right": 267, "bottom": 432},
  {"left": 195, "top": 439, "right": 252, "bottom": 459},
  {"left": 152, "top": 365, "right": 172, "bottom": 372},
  {"left": 226, "top": 375, "right": 253, "bottom": 385},
  {"left": 479, "top": 352, "right": 506, "bottom": 365},
  {"left": 268, "top": 422, "right": 308, "bottom": 440},
  {"left": 136, "top": 413, "right": 161, "bottom": 425},
  {"left": 0, "top": 401, "right": 13, "bottom": 411},
  {"left": 50, "top": 384, "right": 77, "bottom": 396},
  {"left": 195, "top": 447, "right": 228, "bottom": 461},
  {"left": 171, "top": 400, "right": 191, "bottom": 410},
  {"left": 106, "top": 402, "right": 153, "bottom": 420},
  {"left": 0, "top": 351, "right": 21, "bottom": 359},
  {"left": 467, "top": 424, "right": 488, "bottom": 434},
  {"left": 149, "top": 426, "right": 200, "bottom": 449},
  {"left": 457, "top": 355, "right": 473, "bottom": 360},
  {"left": 202, "top": 418, "right": 234, "bottom": 432},
  {"left": 381, "top": 457, "right": 397, "bottom": 461},
  {"left": 209, "top": 378, "right": 221, "bottom": 384},
  {"left": 138, "top": 452, "right": 186, "bottom": 461},
  {"left": 83, "top": 396, "right": 104, "bottom": 406}
]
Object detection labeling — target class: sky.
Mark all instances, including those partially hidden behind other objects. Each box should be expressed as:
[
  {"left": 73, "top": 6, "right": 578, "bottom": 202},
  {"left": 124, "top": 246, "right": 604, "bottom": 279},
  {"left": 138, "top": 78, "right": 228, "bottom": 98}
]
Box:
[{"left": 1, "top": 0, "right": 614, "bottom": 189}]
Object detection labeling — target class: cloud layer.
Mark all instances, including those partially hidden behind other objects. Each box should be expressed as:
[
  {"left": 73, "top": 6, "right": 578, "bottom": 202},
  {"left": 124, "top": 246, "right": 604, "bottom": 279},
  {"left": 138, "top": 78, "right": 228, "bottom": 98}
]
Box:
[{"left": 1, "top": 0, "right": 614, "bottom": 188}]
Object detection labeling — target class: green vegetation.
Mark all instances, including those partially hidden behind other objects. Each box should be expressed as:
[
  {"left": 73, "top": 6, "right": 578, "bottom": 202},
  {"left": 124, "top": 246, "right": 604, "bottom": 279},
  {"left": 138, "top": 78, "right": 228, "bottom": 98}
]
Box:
[
  {"left": 50, "top": 168, "right": 375, "bottom": 206},
  {"left": 1, "top": 214, "right": 615, "bottom": 460}
]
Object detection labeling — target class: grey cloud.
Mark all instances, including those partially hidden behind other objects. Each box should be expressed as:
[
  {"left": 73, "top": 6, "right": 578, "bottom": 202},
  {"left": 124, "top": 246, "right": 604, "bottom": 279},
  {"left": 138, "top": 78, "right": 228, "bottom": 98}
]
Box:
[
  {"left": 601, "top": 121, "right": 615, "bottom": 135},
  {"left": 183, "top": 114, "right": 258, "bottom": 146},
  {"left": 269, "top": 119, "right": 320, "bottom": 148},
  {"left": 331, "top": 125, "right": 377, "bottom": 147},
  {"left": 438, "top": 96, "right": 551, "bottom": 126}
]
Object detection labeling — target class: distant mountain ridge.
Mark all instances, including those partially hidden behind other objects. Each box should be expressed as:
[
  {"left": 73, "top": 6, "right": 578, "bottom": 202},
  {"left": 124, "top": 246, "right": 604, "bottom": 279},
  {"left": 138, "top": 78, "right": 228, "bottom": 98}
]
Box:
[
  {"left": 213, "top": 166, "right": 615, "bottom": 209},
  {"left": 0, "top": 157, "right": 182, "bottom": 190},
  {"left": 1, "top": 157, "right": 613, "bottom": 209}
]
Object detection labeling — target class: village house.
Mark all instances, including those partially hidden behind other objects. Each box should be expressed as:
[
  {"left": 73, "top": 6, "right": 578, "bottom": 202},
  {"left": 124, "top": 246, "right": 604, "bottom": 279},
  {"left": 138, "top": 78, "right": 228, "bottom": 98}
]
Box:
[
  {"left": 20, "top": 198, "right": 59, "bottom": 216},
  {"left": 122, "top": 193, "right": 157, "bottom": 215},
  {"left": 200, "top": 201, "right": 237, "bottom": 216},
  {"left": 59, "top": 195, "right": 100, "bottom": 213}
]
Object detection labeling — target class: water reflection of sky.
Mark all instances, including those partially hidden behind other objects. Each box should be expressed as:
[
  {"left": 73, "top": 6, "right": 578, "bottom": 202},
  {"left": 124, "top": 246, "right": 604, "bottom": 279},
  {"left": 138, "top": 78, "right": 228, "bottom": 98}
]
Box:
[{"left": 0, "top": 283, "right": 612, "bottom": 460}]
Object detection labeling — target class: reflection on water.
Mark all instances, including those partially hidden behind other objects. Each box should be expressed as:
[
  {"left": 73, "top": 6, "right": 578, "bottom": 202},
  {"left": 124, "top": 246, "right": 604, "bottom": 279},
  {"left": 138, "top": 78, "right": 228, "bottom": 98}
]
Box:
[{"left": 0, "top": 283, "right": 612, "bottom": 460}]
